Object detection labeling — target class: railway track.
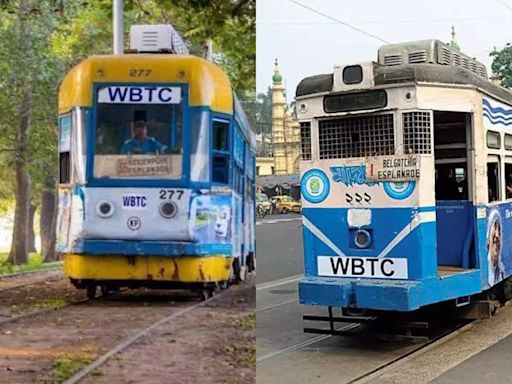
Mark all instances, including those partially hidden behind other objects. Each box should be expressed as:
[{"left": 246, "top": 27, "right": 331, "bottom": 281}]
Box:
[
  {"left": 61, "top": 289, "right": 227, "bottom": 384},
  {"left": 346, "top": 320, "right": 477, "bottom": 384},
  {"left": 0, "top": 268, "right": 63, "bottom": 294}
]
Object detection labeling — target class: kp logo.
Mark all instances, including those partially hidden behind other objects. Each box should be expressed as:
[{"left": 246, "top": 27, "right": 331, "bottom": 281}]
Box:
[{"left": 127, "top": 216, "right": 142, "bottom": 231}]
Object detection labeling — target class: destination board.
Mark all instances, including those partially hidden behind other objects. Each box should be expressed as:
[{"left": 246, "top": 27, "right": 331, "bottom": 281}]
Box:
[{"left": 365, "top": 155, "right": 421, "bottom": 182}]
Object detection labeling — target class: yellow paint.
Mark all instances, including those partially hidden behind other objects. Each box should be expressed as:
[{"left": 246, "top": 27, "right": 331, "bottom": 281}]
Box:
[
  {"left": 58, "top": 54, "right": 233, "bottom": 114},
  {"left": 64, "top": 254, "right": 232, "bottom": 282}
]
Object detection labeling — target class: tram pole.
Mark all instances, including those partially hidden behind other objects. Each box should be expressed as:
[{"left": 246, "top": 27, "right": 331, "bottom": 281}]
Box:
[{"left": 113, "top": 0, "right": 123, "bottom": 55}]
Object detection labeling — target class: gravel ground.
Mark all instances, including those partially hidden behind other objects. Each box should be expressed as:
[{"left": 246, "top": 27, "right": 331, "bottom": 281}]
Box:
[{"left": 0, "top": 273, "right": 255, "bottom": 384}]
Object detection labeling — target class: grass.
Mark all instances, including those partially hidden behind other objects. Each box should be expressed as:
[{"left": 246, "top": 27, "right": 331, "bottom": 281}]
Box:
[
  {"left": 13, "top": 298, "right": 70, "bottom": 314},
  {"left": 234, "top": 312, "right": 256, "bottom": 330},
  {"left": 223, "top": 342, "right": 256, "bottom": 368},
  {"left": 0, "top": 253, "right": 62, "bottom": 276},
  {"left": 51, "top": 352, "right": 94, "bottom": 383}
]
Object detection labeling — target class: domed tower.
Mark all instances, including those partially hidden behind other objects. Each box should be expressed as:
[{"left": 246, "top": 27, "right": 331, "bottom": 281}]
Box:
[{"left": 271, "top": 58, "right": 288, "bottom": 175}]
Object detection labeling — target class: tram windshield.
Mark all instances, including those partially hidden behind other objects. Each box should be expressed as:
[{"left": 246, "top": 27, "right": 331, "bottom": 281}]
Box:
[{"left": 93, "top": 87, "right": 183, "bottom": 179}]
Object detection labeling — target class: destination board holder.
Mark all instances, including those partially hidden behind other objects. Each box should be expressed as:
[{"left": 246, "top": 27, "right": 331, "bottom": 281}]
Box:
[{"left": 365, "top": 155, "right": 421, "bottom": 182}]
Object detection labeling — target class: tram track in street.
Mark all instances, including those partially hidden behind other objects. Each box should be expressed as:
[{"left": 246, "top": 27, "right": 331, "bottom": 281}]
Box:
[
  {"left": 62, "top": 290, "right": 227, "bottom": 384},
  {"left": 1, "top": 277, "right": 255, "bottom": 384},
  {"left": 0, "top": 270, "right": 63, "bottom": 294},
  {"left": 346, "top": 320, "right": 477, "bottom": 384}
]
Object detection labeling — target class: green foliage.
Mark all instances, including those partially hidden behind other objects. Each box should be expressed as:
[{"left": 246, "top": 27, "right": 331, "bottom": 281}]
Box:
[
  {"left": 491, "top": 45, "right": 512, "bottom": 89},
  {"left": 52, "top": 353, "right": 94, "bottom": 383},
  {"left": 0, "top": 252, "right": 61, "bottom": 275}
]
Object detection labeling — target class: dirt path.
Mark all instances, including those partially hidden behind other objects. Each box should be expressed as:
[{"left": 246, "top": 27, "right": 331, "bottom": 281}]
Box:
[
  {"left": 80, "top": 277, "right": 255, "bottom": 384},
  {"left": 0, "top": 276, "right": 255, "bottom": 384}
]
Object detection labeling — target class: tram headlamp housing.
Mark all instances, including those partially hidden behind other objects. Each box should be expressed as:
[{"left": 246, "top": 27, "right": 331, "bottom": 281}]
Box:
[
  {"left": 354, "top": 229, "right": 372, "bottom": 249},
  {"left": 96, "top": 200, "right": 114, "bottom": 218},
  {"left": 159, "top": 201, "right": 177, "bottom": 219}
]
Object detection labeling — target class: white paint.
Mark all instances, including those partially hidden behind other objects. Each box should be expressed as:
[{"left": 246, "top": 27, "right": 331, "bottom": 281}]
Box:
[
  {"left": 97, "top": 86, "right": 181, "bottom": 104},
  {"left": 318, "top": 256, "right": 408, "bottom": 279},
  {"left": 347, "top": 208, "right": 371, "bottom": 228}
]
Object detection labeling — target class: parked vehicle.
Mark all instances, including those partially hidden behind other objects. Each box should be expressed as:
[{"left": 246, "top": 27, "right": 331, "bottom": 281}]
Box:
[
  {"left": 256, "top": 193, "right": 271, "bottom": 218},
  {"left": 273, "top": 195, "right": 301, "bottom": 214}
]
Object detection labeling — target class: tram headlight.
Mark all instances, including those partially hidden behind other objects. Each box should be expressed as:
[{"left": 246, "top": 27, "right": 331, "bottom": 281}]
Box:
[
  {"left": 159, "top": 201, "right": 177, "bottom": 218},
  {"left": 96, "top": 200, "right": 114, "bottom": 218},
  {"left": 354, "top": 229, "right": 372, "bottom": 249}
]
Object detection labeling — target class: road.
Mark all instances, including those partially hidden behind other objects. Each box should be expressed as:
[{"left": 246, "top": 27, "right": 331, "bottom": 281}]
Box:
[{"left": 255, "top": 215, "right": 417, "bottom": 384}]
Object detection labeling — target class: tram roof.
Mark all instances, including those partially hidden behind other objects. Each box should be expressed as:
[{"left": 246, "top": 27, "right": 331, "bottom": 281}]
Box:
[
  {"left": 296, "top": 64, "right": 512, "bottom": 105},
  {"left": 58, "top": 54, "right": 234, "bottom": 115}
]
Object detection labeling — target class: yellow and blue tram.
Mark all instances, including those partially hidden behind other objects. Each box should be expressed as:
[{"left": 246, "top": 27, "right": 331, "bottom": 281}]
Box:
[
  {"left": 56, "top": 25, "right": 256, "bottom": 299},
  {"left": 296, "top": 39, "right": 512, "bottom": 317}
]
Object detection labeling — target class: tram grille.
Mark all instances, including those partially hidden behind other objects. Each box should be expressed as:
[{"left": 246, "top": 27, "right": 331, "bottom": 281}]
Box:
[
  {"left": 300, "top": 122, "right": 312, "bottom": 160},
  {"left": 318, "top": 114, "right": 394, "bottom": 159},
  {"left": 403, "top": 112, "right": 432, "bottom": 154}
]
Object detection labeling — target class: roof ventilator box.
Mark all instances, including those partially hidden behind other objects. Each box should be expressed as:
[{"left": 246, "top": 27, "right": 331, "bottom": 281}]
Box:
[{"left": 129, "top": 24, "right": 189, "bottom": 54}]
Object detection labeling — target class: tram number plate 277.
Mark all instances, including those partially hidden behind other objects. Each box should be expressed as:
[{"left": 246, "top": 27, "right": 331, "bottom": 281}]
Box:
[
  {"left": 159, "top": 189, "right": 184, "bottom": 200},
  {"left": 317, "top": 256, "right": 408, "bottom": 279}
]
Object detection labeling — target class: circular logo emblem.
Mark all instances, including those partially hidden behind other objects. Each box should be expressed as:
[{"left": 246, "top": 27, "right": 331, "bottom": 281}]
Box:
[
  {"left": 301, "top": 169, "right": 330, "bottom": 203},
  {"left": 127, "top": 216, "right": 141, "bottom": 231},
  {"left": 383, "top": 182, "right": 416, "bottom": 200}
]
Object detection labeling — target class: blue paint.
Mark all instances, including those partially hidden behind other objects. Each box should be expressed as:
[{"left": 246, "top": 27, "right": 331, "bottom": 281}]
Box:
[
  {"left": 299, "top": 269, "right": 482, "bottom": 311},
  {"left": 483, "top": 98, "right": 512, "bottom": 125},
  {"left": 329, "top": 165, "right": 379, "bottom": 187},
  {"left": 75, "top": 239, "right": 232, "bottom": 256},
  {"left": 383, "top": 181, "right": 416, "bottom": 200},
  {"left": 436, "top": 201, "right": 474, "bottom": 266},
  {"left": 302, "top": 207, "right": 438, "bottom": 279}
]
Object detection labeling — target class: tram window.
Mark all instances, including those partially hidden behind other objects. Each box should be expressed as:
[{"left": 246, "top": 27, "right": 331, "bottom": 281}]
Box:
[
  {"left": 435, "top": 164, "right": 467, "bottom": 200},
  {"left": 487, "top": 131, "right": 501, "bottom": 149},
  {"left": 505, "top": 134, "right": 512, "bottom": 150},
  {"left": 213, "top": 121, "right": 229, "bottom": 151},
  {"left": 94, "top": 100, "right": 183, "bottom": 179},
  {"left": 488, "top": 162, "right": 501, "bottom": 202},
  {"left": 343, "top": 65, "right": 363, "bottom": 85},
  {"left": 59, "top": 152, "right": 70, "bottom": 184},
  {"left": 212, "top": 120, "right": 230, "bottom": 184},
  {"left": 506, "top": 163, "right": 512, "bottom": 199}
]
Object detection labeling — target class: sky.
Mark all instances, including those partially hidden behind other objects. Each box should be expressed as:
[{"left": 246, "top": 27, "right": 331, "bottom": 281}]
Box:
[{"left": 256, "top": 0, "right": 512, "bottom": 102}]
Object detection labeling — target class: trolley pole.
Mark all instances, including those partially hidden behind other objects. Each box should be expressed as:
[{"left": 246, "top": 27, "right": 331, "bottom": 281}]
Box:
[{"left": 113, "top": 0, "right": 123, "bottom": 55}]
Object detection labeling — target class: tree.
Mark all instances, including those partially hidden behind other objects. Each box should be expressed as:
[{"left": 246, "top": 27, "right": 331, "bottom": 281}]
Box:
[
  {"left": 0, "top": 0, "right": 68, "bottom": 264},
  {"left": 491, "top": 44, "right": 512, "bottom": 89}
]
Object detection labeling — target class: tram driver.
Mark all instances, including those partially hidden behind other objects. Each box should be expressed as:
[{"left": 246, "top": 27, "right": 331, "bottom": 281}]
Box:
[{"left": 121, "top": 120, "right": 166, "bottom": 155}]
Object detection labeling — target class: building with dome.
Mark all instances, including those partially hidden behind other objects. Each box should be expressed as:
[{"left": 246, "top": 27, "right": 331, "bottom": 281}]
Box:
[{"left": 256, "top": 59, "right": 301, "bottom": 176}]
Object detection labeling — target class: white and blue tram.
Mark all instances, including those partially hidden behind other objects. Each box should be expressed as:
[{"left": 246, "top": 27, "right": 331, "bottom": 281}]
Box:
[
  {"left": 56, "top": 25, "right": 256, "bottom": 299},
  {"left": 296, "top": 39, "right": 512, "bottom": 313}
]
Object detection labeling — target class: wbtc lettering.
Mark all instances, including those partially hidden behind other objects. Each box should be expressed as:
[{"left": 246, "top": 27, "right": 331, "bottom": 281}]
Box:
[
  {"left": 122, "top": 196, "right": 147, "bottom": 208},
  {"left": 329, "top": 257, "right": 394, "bottom": 277},
  {"left": 98, "top": 86, "right": 181, "bottom": 104}
]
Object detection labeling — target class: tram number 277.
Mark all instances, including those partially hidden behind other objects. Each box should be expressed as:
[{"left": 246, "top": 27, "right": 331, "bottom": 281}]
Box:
[{"left": 159, "top": 189, "right": 184, "bottom": 200}]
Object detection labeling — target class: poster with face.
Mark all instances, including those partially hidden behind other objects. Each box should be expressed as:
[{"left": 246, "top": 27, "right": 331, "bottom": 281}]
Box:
[
  {"left": 487, "top": 209, "right": 505, "bottom": 286},
  {"left": 190, "top": 194, "right": 232, "bottom": 244}
]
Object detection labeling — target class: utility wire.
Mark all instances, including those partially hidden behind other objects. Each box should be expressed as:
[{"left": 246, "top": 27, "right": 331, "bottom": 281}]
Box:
[{"left": 288, "top": 0, "right": 390, "bottom": 44}]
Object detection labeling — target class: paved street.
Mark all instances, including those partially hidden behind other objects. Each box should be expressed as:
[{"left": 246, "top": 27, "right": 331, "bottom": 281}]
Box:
[{"left": 255, "top": 215, "right": 417, "bottom": 384}]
